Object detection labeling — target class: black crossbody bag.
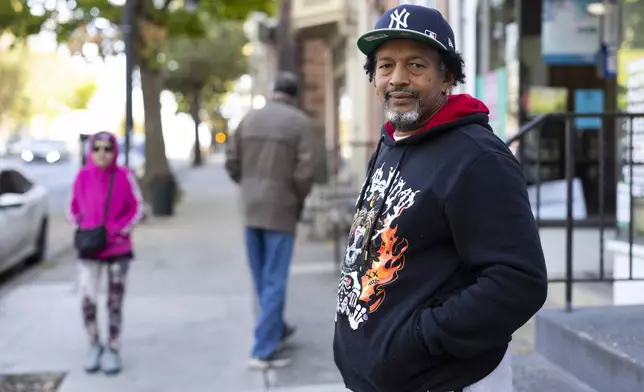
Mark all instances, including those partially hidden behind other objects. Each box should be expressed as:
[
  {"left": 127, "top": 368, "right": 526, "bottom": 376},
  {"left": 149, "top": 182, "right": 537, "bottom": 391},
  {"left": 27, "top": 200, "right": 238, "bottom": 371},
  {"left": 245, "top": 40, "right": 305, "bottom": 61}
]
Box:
[{"left": 74, "top": 172, "right": 115, "bottom": 258}]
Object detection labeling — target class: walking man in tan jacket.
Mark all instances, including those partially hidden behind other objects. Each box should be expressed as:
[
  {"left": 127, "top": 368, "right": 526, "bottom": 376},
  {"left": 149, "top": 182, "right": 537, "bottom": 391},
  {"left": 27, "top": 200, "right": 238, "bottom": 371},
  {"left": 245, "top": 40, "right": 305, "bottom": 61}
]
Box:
[{"left": 225, "top": 72, "right": 316, "bottom": 369}]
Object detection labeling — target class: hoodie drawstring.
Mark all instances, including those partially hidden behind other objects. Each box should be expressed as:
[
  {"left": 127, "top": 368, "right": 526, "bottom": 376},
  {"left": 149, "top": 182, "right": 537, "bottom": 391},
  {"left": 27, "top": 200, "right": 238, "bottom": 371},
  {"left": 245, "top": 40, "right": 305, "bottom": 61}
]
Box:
[
  {"left": 355, "top": 136, "right": 384, "bottom": 212},
  {"left": 355, "top": 136, "right": 410, "bottom": 269}
]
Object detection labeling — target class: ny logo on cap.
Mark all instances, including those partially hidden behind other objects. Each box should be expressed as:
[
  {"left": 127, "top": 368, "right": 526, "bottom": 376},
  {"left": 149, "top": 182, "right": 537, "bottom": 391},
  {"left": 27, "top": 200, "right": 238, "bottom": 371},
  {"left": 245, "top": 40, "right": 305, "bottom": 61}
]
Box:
[{"left": 388, "top": 8, "right": 410, "bottom": 29}]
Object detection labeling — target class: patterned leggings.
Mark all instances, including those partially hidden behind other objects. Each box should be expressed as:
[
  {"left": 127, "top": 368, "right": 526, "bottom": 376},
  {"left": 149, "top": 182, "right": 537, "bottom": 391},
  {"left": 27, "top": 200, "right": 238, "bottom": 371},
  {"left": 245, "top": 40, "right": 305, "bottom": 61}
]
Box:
[{"left": 77, "top": 259, "right": 130, "bottom": 350}]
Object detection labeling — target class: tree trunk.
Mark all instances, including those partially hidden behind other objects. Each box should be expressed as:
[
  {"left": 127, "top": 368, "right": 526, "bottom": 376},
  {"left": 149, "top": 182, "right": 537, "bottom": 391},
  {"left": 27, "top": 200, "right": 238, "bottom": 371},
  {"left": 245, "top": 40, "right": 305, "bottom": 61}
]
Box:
[
  {"left": 191, "top": 88, "right": 202, "bottom": 167},
  {"left": 140, "top": 65, "right": 173, "bottom": 198}
]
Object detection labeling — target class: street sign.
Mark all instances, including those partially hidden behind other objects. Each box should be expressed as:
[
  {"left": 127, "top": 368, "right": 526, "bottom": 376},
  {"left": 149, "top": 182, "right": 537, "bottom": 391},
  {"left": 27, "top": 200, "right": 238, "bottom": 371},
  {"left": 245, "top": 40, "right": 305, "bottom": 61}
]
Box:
[
  {"left": 601, "top": 0, "right": 620, "bottom": 79},
  {"left": 603, "top": 44, "right": 618, "bottom": 78}
]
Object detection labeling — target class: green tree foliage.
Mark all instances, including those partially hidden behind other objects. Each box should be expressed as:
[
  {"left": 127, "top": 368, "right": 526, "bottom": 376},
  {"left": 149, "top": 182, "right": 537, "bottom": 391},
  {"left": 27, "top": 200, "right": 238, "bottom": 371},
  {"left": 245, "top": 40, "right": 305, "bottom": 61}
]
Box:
[
  {"left": 0, "top": 43, "right": 98, "bottom": 131},
  {"left": 0, "top": 1, "right": 48, "bottom": 41},
  {"left": 162, "top": 20, "right": 248, "bottom": 166},
  {"left": 2, "top": 0, "right": 274, "bottom": 196},
  {"left": 0, "top": 47, "right": 29, "bottom": 127},
  {"left": 66, "top": 80, "right": 99, "bottom": 110}
]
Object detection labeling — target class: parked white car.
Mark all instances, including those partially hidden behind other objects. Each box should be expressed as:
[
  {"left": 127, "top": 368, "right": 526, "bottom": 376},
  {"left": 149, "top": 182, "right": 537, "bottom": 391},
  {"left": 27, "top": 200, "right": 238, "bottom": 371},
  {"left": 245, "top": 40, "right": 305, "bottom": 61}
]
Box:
[
  {"left": 0, "top": 161, "right": 49, "bottom": 273},
  {"left": 20, "top": 139, "right": 71, "bottom": 164}
]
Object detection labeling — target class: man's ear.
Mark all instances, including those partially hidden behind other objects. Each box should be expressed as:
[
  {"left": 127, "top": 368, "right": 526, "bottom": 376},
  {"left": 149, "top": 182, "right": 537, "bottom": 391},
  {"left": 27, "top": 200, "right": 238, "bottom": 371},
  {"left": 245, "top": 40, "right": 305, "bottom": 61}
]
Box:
[{"left": 443, "top": 71, "right": 455, "bottom": 89}]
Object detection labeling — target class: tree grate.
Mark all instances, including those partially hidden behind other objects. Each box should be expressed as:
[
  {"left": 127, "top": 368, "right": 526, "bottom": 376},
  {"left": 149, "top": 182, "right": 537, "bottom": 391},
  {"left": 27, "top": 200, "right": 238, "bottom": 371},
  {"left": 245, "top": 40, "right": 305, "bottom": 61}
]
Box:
[{"left": 0, "top": 373, "right": 66, "bottom": 392}]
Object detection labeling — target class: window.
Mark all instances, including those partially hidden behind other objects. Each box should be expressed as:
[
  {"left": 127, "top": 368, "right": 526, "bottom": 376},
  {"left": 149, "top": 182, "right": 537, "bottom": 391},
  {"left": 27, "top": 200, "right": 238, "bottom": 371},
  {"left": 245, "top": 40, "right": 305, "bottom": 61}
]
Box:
[
  {"left": 488, "top": 0, "right": 516, "bottom": 71},
  {"left": 622, "top": 0, "right": 644, "bottom": 50},
  {"left": 0, "top": 170, "right": 33, "bottom": 195}
]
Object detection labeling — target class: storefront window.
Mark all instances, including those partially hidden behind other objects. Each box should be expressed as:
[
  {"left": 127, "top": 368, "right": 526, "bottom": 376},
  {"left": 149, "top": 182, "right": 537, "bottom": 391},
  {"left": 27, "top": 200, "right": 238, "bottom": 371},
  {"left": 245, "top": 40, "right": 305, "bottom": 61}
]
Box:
[
  {"left": 473, "top": 0, "right": 517, "bottom": 140},
  {"left": 618, "top": 0, "right": 644, "bottom": 236},
  {"left": 618, "top": 0, "right": 644, "bottom": 111},
  {"left": 488, "top": 0, "right": 515, "bottom": 71},
  {"left": 622, "top": 0, "right": 644, "bottom": 50}
]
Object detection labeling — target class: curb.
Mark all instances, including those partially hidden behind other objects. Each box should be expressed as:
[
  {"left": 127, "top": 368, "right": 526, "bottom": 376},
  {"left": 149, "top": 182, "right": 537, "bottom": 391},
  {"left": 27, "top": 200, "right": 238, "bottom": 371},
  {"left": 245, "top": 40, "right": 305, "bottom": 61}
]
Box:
[{"left": 258, "top": 384, "right": 347, "bottom": 392}]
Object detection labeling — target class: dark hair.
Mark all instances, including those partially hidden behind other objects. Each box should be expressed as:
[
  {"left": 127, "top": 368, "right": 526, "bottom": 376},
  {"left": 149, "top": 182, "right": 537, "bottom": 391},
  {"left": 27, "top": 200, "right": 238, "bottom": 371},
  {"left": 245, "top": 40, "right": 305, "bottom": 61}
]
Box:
[
  {"left": 273, "top": 71, "right": 299, "bottom": 97},
  {"left": 363, "top": 48, "right": 466, "bottom": 86}
]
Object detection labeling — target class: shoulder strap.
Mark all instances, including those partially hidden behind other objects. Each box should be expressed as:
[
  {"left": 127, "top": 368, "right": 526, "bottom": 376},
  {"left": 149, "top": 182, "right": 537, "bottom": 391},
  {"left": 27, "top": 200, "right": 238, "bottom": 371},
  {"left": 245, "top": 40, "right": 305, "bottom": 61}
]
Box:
[{"left": 102, "top": 171, "right": 116, "bottom": 225}]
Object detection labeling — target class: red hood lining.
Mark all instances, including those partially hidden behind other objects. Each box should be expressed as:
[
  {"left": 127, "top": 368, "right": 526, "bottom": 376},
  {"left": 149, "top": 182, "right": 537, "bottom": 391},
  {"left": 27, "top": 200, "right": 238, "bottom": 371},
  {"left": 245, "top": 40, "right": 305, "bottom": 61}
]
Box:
[{"left": 384, "top": 93, "right": 490, "bottom": 139}]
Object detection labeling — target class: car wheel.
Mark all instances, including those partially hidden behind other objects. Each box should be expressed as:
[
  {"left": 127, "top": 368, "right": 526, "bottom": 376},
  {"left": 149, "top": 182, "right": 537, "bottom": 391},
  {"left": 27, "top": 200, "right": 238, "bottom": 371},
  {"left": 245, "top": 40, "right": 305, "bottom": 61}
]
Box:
[{"left": 29, "top": 218, "right": 48, "bottom": 264}]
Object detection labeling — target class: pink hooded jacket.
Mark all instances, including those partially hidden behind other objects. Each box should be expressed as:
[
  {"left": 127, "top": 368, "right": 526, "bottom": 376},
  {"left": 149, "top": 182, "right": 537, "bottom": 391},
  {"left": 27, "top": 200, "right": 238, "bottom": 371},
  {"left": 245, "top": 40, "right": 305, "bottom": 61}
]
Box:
[{"left": 67, "top": 132, "right": 144, "bottom": 260}]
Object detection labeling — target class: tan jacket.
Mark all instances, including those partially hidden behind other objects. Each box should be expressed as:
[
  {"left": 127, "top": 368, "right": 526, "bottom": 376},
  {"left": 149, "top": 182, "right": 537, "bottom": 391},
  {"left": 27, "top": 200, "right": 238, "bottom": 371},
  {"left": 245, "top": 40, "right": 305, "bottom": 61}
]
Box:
[{"left": 225, "top": 100, "right": 315, "bottom": 233}]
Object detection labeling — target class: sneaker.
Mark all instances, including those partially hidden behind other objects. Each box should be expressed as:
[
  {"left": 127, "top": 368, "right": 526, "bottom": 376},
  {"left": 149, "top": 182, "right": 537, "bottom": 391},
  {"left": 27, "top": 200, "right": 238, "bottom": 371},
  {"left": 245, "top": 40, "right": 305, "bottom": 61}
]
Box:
[
  {"left": 101, "top": 348, "right": 122, "bottom": 375},
  {"left": 247, "top": 352, "right": 292, "bottom": 371},
  {"left": 276, "top": 324, "right": 297, "bottom": 351},
  {"left": 83, "top": 344, "right": 103, "bottom": 373}
]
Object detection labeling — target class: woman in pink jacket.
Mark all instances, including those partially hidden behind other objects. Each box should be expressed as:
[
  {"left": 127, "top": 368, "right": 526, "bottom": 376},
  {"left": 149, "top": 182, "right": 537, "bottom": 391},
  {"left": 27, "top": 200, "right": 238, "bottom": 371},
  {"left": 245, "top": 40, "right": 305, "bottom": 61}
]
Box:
[{"left": 67, "top": 131, "right": 144, "bottom": 375}]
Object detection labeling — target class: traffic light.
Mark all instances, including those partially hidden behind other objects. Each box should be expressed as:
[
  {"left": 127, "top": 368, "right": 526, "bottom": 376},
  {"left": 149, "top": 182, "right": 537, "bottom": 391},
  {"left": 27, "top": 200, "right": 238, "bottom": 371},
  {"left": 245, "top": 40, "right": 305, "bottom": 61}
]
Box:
[{"left": 215, "top": 132, "right": 227, "bottom": 144}]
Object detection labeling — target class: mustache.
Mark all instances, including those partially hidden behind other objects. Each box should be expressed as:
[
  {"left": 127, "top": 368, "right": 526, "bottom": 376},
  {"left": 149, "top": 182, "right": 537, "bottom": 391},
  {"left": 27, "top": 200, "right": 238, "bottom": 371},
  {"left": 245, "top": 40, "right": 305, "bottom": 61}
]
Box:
[{"left": 384, "top": 88, "right": 420, "bottom": 101}]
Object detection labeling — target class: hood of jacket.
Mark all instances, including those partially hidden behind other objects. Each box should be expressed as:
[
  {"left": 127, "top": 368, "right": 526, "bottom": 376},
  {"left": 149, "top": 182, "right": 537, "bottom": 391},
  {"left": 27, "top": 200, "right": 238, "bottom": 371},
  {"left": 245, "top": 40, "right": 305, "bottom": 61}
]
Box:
[{"left": 85, "top": 131, "right": 120, "bottom": 171}]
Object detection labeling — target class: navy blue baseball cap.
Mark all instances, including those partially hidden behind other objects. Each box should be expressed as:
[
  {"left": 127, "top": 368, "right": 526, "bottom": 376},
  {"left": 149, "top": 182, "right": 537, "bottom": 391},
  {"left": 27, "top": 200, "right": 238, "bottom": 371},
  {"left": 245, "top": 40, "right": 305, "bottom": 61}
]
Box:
[{"left": 357, "top": 4, "right": 455, "bottom": 56}]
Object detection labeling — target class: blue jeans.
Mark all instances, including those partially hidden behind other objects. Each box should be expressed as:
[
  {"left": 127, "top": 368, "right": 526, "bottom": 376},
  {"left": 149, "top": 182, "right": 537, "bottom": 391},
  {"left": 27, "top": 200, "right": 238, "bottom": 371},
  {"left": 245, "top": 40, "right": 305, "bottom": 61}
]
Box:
[{"left": 245, "top": 227, "right": 295, "bottom": 359}]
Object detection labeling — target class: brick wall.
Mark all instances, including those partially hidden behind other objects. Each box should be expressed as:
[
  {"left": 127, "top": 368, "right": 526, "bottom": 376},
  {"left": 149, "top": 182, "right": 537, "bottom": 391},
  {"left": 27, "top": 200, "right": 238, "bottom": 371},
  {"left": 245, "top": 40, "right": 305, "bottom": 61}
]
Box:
[
  {"left": 298, "top": 37, "right": 330, "bottom": 183},
  {"left": 298, "top": 38, "right": 328, "bottom": 129}
]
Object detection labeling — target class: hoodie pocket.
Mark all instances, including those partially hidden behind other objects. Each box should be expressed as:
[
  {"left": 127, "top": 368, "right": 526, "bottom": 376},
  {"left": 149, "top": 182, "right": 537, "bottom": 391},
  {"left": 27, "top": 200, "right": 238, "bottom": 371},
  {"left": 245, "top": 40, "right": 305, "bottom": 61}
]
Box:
[{"left": 368, "top": 308, "right": 440, "bottom": 388}]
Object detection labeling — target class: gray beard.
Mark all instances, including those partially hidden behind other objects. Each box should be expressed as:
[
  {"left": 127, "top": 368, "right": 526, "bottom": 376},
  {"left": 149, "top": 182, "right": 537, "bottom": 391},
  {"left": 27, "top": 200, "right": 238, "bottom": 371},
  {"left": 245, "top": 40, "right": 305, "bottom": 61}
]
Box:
[{"left": 384, "top": 99, "right": 421, "bottom": 132}]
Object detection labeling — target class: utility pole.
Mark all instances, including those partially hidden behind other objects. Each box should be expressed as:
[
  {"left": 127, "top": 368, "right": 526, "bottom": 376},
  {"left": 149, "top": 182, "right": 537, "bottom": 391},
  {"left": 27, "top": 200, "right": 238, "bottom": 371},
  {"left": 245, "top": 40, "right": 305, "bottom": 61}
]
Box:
[
  {"left": 276, "top": 0, "right": 296, "bottom": 73},
  {"left": 123, "top": 0, "right": 138, "bottom": 169}
]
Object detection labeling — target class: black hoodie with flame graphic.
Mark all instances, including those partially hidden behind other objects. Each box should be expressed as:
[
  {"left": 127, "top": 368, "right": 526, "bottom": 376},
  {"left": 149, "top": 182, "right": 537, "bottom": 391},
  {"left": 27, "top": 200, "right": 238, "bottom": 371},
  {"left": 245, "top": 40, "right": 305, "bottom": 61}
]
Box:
[{"left": 333, "top": 94, "right": 547, "bottom": 392}]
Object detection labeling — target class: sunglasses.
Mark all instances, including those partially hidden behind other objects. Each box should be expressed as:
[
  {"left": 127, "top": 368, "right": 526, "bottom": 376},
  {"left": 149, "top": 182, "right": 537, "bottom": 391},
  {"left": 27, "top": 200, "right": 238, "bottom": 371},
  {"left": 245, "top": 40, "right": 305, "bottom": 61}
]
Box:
[{"left": 92, "top": 145, "right": 114, "bottom": 153}]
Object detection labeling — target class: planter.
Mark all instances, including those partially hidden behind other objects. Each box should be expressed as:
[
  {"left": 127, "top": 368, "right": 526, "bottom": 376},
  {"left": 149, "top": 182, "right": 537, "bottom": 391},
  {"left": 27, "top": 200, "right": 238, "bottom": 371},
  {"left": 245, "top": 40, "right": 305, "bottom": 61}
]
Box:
[{"left": 150, "top": 174, "right": 176, "bottom": 217}]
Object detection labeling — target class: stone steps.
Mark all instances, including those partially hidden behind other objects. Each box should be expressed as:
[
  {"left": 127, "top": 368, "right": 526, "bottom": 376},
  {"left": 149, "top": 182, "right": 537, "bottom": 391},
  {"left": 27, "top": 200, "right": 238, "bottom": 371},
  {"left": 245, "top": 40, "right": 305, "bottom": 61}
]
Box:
[
  {"left": 512, "top": 353, "right": 596, "bottom": 392},
  {"left": 534, "top": 306, "right": 644, "bottom": 392}
]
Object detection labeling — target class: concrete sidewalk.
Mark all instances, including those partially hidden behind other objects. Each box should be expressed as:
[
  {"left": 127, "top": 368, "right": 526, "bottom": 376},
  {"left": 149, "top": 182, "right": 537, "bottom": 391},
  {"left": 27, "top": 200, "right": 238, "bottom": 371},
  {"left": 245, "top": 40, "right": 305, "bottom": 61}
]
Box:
[
  {"left": 0, "top": 162, "right": 614, "bottom": 392},
  {"left": 0, "top": 163, "right": 346, "bottom": 392},
  {"left": 47, "top": 213, "right": 74, "bottom": 261}
]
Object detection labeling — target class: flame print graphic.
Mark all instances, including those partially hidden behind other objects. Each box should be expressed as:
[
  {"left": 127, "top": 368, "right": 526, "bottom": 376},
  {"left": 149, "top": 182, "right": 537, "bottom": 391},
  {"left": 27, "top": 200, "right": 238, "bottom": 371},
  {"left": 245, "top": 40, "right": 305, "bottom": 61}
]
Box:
[
  {"left": 359, "top": 212, "right": 409, "bottom": 313},
  {"left": 336, "top": 163, "right": 419, "bottom": 330}
]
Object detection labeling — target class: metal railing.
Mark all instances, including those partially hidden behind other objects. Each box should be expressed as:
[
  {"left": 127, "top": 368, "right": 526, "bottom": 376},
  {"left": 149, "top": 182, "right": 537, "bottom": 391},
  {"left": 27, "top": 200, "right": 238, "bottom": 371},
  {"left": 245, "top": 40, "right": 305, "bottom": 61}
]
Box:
[{"left": 507, "top": 112, "right": 644, "bottom": 311}]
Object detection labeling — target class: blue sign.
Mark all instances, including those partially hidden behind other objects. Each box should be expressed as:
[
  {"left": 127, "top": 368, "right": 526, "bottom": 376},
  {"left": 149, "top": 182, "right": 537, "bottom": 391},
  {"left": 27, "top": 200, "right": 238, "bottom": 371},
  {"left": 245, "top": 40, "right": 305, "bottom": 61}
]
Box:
[
  {"left": 602, "top": 44, "right": 618, "bottom": 78},
  {"left": 574, "top": 89, "right": 604, "bottom": 130}
]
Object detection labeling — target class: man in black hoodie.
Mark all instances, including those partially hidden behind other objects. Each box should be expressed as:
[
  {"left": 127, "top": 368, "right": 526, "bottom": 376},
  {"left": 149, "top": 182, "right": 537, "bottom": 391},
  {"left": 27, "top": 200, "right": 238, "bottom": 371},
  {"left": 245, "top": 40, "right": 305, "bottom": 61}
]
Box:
[{"left": 333, "top": 5, "right": 548, "bottom": 392}]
